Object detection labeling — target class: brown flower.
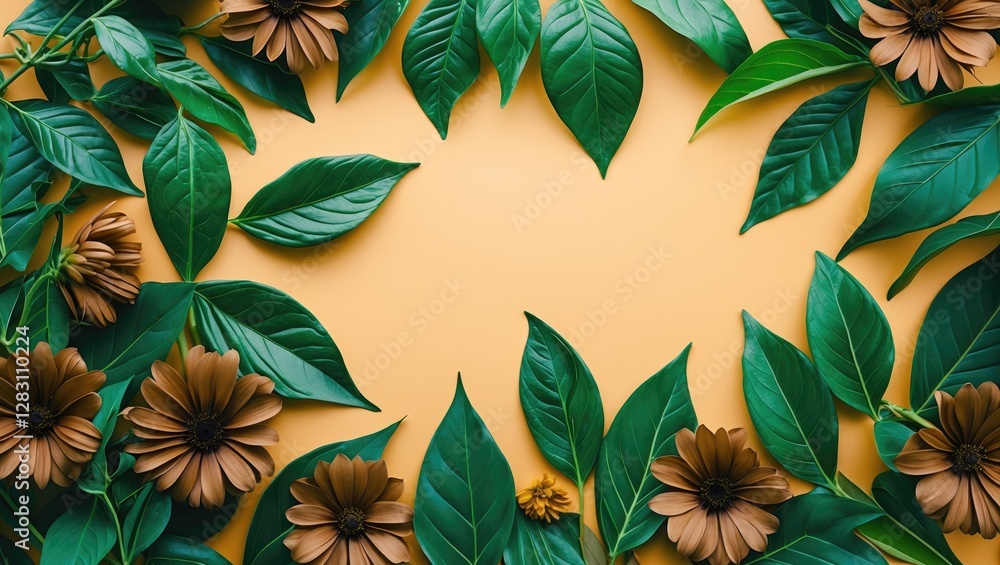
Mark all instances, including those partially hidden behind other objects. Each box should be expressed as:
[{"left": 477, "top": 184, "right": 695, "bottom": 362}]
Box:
[
  {"left": 122, "top": 346, "right": 281, "bottom": 509},
  {"left": 859, "top": 0, "right": 1000, "bottom": 91},
  {"left": 220, "top": 0, "right": 349, "bottom": 74},
  {"left": 516, "top": 472, "right": 573, "bottom": 522},
  {"left": 648, "top": 426, "right": 792, "bottom": 565},
  {"left": 284, "top": 454, "right": 413, "bottom": 564},
  {"left": 0, "top": 343, "right": 104, "bottom": 488},
  {"left": 57, "top": 202, "right": 142, "bottom": 328},
  {"left": 895, "top": 382, "right": 1000, "bottom": 538}
]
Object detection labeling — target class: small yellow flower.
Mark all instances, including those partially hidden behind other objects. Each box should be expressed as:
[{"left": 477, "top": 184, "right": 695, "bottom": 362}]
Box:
[{"left": 516, "top": 472, "right": 572, "bottom": 522}]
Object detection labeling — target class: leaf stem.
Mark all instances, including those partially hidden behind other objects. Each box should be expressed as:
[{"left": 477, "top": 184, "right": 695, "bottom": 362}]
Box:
[
  {"left": 0, "top": 487, "right": 44, "bottom": 543},
  {"left": 577, "top": 480, "right": 587, "bottom": 559},
  {"left": 98, "top": 492, "right": 128, "bottom": 565},
  {"left": 180, "top": 12, "right": 226, "bottom": 35},
  {"left": 176, "top": 329, "right": 190, "bottom": 362},
  {"left": 880, "top": 400, "right": 935, "bottom": 428},
  {"left": 187, "top": 307, "right": 202, "bottom": 346}
]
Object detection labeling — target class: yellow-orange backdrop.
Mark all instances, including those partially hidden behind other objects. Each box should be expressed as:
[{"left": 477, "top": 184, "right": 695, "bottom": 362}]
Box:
[{"left": 3, "top": 0, "right": 998, "bottom": 562}]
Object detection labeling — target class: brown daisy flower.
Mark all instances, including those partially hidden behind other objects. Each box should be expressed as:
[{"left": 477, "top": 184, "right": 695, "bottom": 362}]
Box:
[
  {"left": 0, "top": 343, "right": 104, "bottom": 489},
  {"left": 284, "top": 454, "right": 413, "bottom": 564},
  {"left": 57, "top": 202, "right": 142, "bottom": 328},
  {"left": 220, "top": 0, "right": 349, "bottom": 74},
  {"left": 516, "top": 472, "right": 573, "bottom": 522},
  {"left": 859, "top": 0, "right": 1000, "bottom": 91},
  {"left": 895, "top": 382, "right": 1000, "bottom": 538},
  {"left": 122, "top": 346, "right": 281, "bottom": 510},
  {"left": 648, "top": 426, "right": 792, "bottom": 565}
]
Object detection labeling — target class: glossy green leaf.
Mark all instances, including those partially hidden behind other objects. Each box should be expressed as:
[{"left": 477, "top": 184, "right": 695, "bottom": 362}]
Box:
[
  {"left": 889, "top": 211, "right": 1000, "bottom": 298},
  {"left": 39, "top": 496, "right": 117, "bottom": 565},
  {"left": 415, "top": 376, "right": 516, "bottom": 565},
  {"left": 540, "top": 0, "right": 642, "bottom": 178},
  {"left": 806, "top": 252, "right": 893, "bottom": 418},
  {"left": 156, "top": 59, "right": 257, "bottom": 153},
  {"left": 7, "top": 0, "right": 90, "bottom": 35},
  {"left": 596, "top": 346, "right": 697, "bottom": 559},
  {"left": 840, "top": 105, "right": 1000, "bottom": 258},
  {"left": 909, "top": 245, "right": 1000, "bottom": 415},
  {"left": 629, "top": 0, "right": 750, "bottom": 72},
  {"left": 0, "top": 111, "right": 55, "bottom": 271},
  {"left": 244, "top": 421, "right": 401, "bottom": 565},
  {"left": 504, "top": 510, "right": 584, "bottom": 565},
  {"left": 200, "top": 36, "right": 314, "bottom": 122},
  {"left": 78, "top": 380, "right": 132, "bottom": 495},
  {"left": 93, "top": 16, "right": 161, "bottom": 86},
  {"left": 582, "top": 525, "right": 607, "bottom": 565},
  {"left": 742, "top": 311, "right": 839, "bottom": 486},
  {"left": 874, "top": 420, "right": 913, "bottom": 472},
  {"left": 476, "top": 0, "right": 540, "bottom": 106},
  {"left": 91, "top": 77, "right": 176, "bottom": 141},
  {"left": 36, "top": 58, "right": 95, "bottom": 102},
  {"left": 231, "top": 155, "right": 417, "bottom": 247},
  {"left": 920, "top": 83, "right": 1000, "bottom": 107},
  {"left": 148, "top": 536, "right": 232, "bottom": 565},
  {"left": 115, "top": 3, "right": 186, "bottom": 57},
  {"left": 762, "top": 0, "right": 861, "bottom": 49},
  {"left": 144, "top": 114, "right": 231, "bottom": 280},
  {"left": 520, "top": 312, "right": 604, "bottom": 485},
  {"left": 11, "top": 100, "right": 140, "bottom": 195},
  {"left": 742, "top": 80, "right": 873, "bottom": 232},
  {"left": 694, "top": 39, "right": 868, "bottom": 135},
  {"left": 337, "top": 0, "right": 410, "bottom": 100},
  {"left": 0, "top": 276, "right": 28, "bottom": 343},
  {"left": 830, "top": 0, "right": 863, "bottom": 27},
  {"left": 20, "top": 221, "right": 68, "bottom": 351},
  {"left": 122, "top": 484, "right": 172, "bottom": 563},
  {"left": 401, "top": 0, "right": 480, "bottom": 138},
  {"left": 192, "top": 280, "right": 376, "bottom": 409}
]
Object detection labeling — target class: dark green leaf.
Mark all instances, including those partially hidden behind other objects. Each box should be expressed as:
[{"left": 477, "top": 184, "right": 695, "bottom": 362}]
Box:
[
  {"left": 163, "top": 493, "right": 239, "bottom": 543},
  {"left": 7, "top": 0, "right": 89, "bottom": 35},
  {"left": 78, "top": 380, "right": 131, "bottom": 495},
  {"left": 0, "top": 534, "right": 33, "bottom": 565},
  {"left": 122, "top": 483, "right": 172, "bottom": 563},
  {"left": 0, "top": 110, "right": 55, "bottom": 271},
  {"left": 91, "top": 77, "right": 176, "bottom": 141},
  {"left": 596, "top": 345, "right": 697, "bottom": 559},
  {"left": 840, "top": 105, "right": 1000, "bottom": 258},
  {"left": 874, "top": 420, "right": 913, "bottom": 472},
  {"left": 36, "top": 58, "right": 95, "bottom": 102},
  {"left": 415, "top": 376, "right": 516, "bottom": 565},
  {"left": 504, "top": 510, "right": 584, "bottom": 565},
  {"left": 147, "top": 535, "right": 233, "bottom": 565},
  {"left": 920, "top": 83, "right": 1000, "bottom": 107},
  {"left": 742, "top": 311, "right": 839, "bottom": 486},
  {"left": 742, "top": 80, "right": 873, "bottom": 231},
  {"left": 39, "top": 496, "right": 116, "bottom": 565},
  {"left": 20, "top": 224, "right": 68, "bottom": 351},
  {"left": 830, "top": 0, "right": 863, "bottom": 27},
  {"left": 0, "top": 276, "right": 28, "bottom": 342},
  {"left": 476, "top": 0, "right": 540, "bottom": 106},
  {"left": 337, "top": 0, "right": 410, "bottom": 101},
  {"left": 762, "top": 0, "right": 859, "bottom": 49},
  {"left": 93, "top": 16, "right": 161, "bottom": 86},
  {"left": 144, "top": 114, "right": 231, "bottom": 280},
  {"left": 629, "top": 0, "right": 750, "bottom": 72},
  {"left": 192, "top": 280, "right": 376, "bottom": 409},
  {"left": 540, "top": 0, "right": 642, "bottom": 177},
  {"left": 231, "top": 155, "right": 417, "bottom": 247},
  {"left": 582, "top": 525, "right": 607, "bottom": 565},
  {"left": 113, "top": 3, "right": 185, "bottom": 57}
]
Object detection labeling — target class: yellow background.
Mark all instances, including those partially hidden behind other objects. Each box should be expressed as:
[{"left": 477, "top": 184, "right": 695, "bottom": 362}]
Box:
[{"left": 3, "top": 0, "right": 999, "bottom": 562}]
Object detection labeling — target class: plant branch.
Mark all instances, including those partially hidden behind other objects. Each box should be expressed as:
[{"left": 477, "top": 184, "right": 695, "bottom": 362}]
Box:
[
  {"left": 180, "top": 12, "right": 226, "bottom": 35},
  {"left": 98, "top": 492, "right": 127, "bottom": 565},
  {"left": 0, "top": 488, "right": 45, "bottom": 543},
  {"left": 880, "top": 400, "right": 935, "bottom": 428}
]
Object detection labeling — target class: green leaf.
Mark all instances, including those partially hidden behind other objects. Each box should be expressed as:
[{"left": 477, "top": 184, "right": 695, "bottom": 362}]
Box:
[
  {"left": 0, "top": 535, "right": 33, "bottom": 565},
  {"left": 595, "top": 345, "right": 697, "bottom": 559},
  {"left": 147, "top": 535, "right": 232, "bottom": 565},
  {"left": 37, "top": 58, "right": 95, "bottom": 102},
  {"left": 742, "top": 80, "right": 873, "bottom": 232},
  {"left": 114, "top": 3, "right": 186, "bottom": 58},
  {"left": 192, "top": 280, "right": 376, "bottom": 409},
  {"left": 476, "top": 0, "right": 540, "bottom": 107},
  {"left": 122, "top": 483, "right": 172, "bottom": 563},
  {"left": 401, "top": 0, "right": 480, "bottom": 138},
  {"left": 231, "top": 155, "right": 417, "bottom": 247},
  {"left": 694, "top": 39, "right": 868, "bottom": 135},
  {"left": 11, "top": 100, "right": 141, "bottom": 195},
  {"left": 874, "top": 420, "right": 913, "bottom": 472},
  {"left": 0, "top": 111, "right": 55, "bottom": 271},
  {"left": 762, "top": 0, "right": 857, "bottom": 47},
  {"left": 840, "top": 105, "right": 1000, "bottom": 258},
  {"left": 504, "top": 510, "right": 584, "bottom": 565},
  {"left": 582, "top": 525, "right": 608, "bottom": 565},
  {"left": 244, "top": 421, "right": 401, "bottom": 565},
  {"left": 39, "top": 496, "right": 117, "bottom": 565},
  {"left": 742, "top": 311, "right": 839, "bottom": 486},
  {"left": 91, "top": 77, "right": 176, "bottom": 141},
  {"left": 415, "top": 376, "right": 516, "bottom": 565},
  {"left": 629, "top": 0, "right": 750, "bottom": 72},
  {"left": 909, "top": 245, "right": 1000, "bottom": 415},
  {"left": 337, "top": 0, "right": 410, "bottom": 101},
  {"left": 889, "top": 210, "right": 1000, "bottom": 299},
  {"left": 156, "top": 59, "right": 257, "bottom": 153},
  {"left": 200, "top": 36, "right": 314, "bottom": 122},
  {"left": 920, "top": 83, "right": 1000, "bottom": 107},
  {"left": 540, "top": 0, "right": 642, "bottom": 178},
  {"left": 830, "top": 0, "right": 863, "bottom": 27},
  {"left": 7, "top": 0, "right": 90, "bottom": 35},
  {"left": 93, "top": 16, "right": 161, "bottom": 86},
  {"left": 0, "top": 276, "right": 28, "bottom": 343},
  {"left": 144, "top": 114, "right": 231, "bottom": 280},
  {"left": 74, "top": 282, "right": 195, "bottom": 385},
  {"left": 520, "top": 312, "right": 604, "bottom": 485},
  {"left": 78, "top": 380, "right": 132, "bottom": 495},
  {"left": 806, "top": 252, "right": 893, "bottom": 418},
  {"left": 21, "top": 222, "right": 68, "bottom": 352}
]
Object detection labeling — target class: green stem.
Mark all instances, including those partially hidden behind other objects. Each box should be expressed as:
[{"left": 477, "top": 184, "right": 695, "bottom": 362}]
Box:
[
  {"left": 881, "top": 400, "right": 935, "bottom": 428},
  {"left": 577, "top": 481, "right": 586, "bottom": 554},
  {"left": 186, "top": 308, "right": 202, "bottom": 346},
  {"left": 0, "top": 488, "right": 45, "bottom": 543},
  {"left": 98, "top": 493, "right": 128, "bottom": 565},
  {"left": 180, "top": 12, "right": 226, "bottom": 34},
  {"left": 176, "top": 329, "right": 190, "bottom": 362}
]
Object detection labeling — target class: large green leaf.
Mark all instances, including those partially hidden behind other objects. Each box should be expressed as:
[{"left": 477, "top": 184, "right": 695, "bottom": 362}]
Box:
[
  {"left": 918, "top": 83, "right": 1000, "bottom": 107},
  {"left": 762, "top": 0, "right": 857, "bottom": 47},
  {"left": 629, "top": 0, "right": 750, "bottom": 72},
  {"left": 840, "top": 105, "right": 1000, "bottom": 258},
  {"left": 200, "top": 36, "right": 314, "bottom": 122},
  {"left": 20, "top": 222, "right": 68, "bottom": 351},
  {"left": 401, "top": 0, "right": 480, "bottom": 138},
  {"left": 0, "top": 111, "right": 55, "bottom": 271},
  {"left": 595, "top": 346, "right": 697, "bottom": 560},
  {"left": 147, "top": 535, "right": 232, "bottom": 565},
  {"left": 520, "top": 312, "right": 604, "bottom": 485},
  {"left": 7, "top": 0, "right": 90, "bottom": 35},
  {"left": 889, "top": 210, "right": 1000, "bottom": 299},
  {"left": 873, "top": 420, "right": 913, "bottom": 472},
  {"left": 540, "top": 0, "right": 642, "bottom": 178},
  {"left": 742, "top": 311, "right": 839, "bottom": 486},
  {"left": 504, "top": 510, "right": 584, "bottom": 565},
  {"left": 337, "top": 0, "right": 410, "bottom": 101},
  {"left": 78, "top": 380, "right": 132, "bottom": 495},
  {"left": 244, "top": 421, "right": 400, "bottom": 565},
  {"left": 11, "top": 100, "right": 140, "bottom": 195},
  {"left": 476, "top": 0, "right": 540, "bottom": 107},
  {"left": 192, "top": 280, "right": 376, "bottom": 409},
  {"left": 93, "top": 16, "right": 161, "bottom": 86},
  {"left": 231, "top": 155, "right": 417, "bottom": 247},
  {"left": 122, "top": 484, "right": 172, "bottom": 563},
  {"left": 37, "top": 58, "right": 95, "bottom": 103},
  {"left": 415, "top": 376, "right": 516, "bottom": 565},
  {"left": 156, "top": 59, "right": 257, "bottom": 153},
  {"left": 91, "top": 77, "right": 177, "bottom": 141},
  {"left": 694, "top": 39, "right": 868, "bottom": 135},
  {"left": 39, "top": 496, "right": 117, "bottom": 565},
  {"left": 909, "top": 245, "right": 1000, "bottom": 415},
  {"left": 806, "top": 252, "right": 893, "bottom": 418},
  {"left": 144, "top": 114, "right": 231, "bottom": 280},
  {"left": 742, "top": 80, "right": 873, "bottom": 232},
  {"left": 582, "top": 525, "right": 607, "bottom": 565}
]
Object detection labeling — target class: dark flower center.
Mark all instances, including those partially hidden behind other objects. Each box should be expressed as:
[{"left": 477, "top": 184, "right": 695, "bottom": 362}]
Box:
[
  {"left": 533, "top": 486, "right": 549, "bottom": 499},
  {"left": 186, "top": 414, "right": 225, "bottom": 451},
  {"left": 952, "top": 443, "right": 987, "bottom": 473},
  {"left": 337, "top": 507, "right": 366, "bottom": 536},
  {"left": 912, "top": 7, "right": 944, "bottom": 33},
  {"left": 700, "top": 477, "right": 734, "bottom": 510},
  {"left": 27, "top": 406, "right": 54, "bottom": 436},
  {"left": 267, "top": 0, "right": 302, "bottom": 16}
]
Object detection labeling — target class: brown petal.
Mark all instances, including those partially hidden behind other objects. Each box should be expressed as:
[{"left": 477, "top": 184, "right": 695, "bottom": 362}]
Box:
[
  {"left": 941, "top": 475, "right": 972, "bottom": 533},
  {"left": 286, "top": 525, "right": 338, "bottom": 563},
  {"left": 940, "top": 26, "right": 996, "bottom": 66},
  {"left": 379, "top": 478, "right": 405, "bottom": 502},
  {"left": 871, "top": 32, "right": 913, "bottom": 66},
  {"left": 227, "top": 441, "right": 275, "bottom": 477},
  {"left": 365, "top": 501, "right": 415, "bottom": 526},
  {"left": 286, "top": 504, "right": 337, "bottom": 526},
  {"left": 731, "top": 499, "right": 780, "bottom": 535},
  {"left": 33, "top": 437, "right": 51, "bottom": 489},
  {"left": 199, "top": 452, "right": 226, "bottom": 509},
  {"left": 330, "top": 453, "right": 357, "bottom": 506},
  {"left": 650, "top": 456, "right": 701, "bottom": 491},
  {"left": 649, "top": 491, "right": 702, "bottom": 516},
  {"left": 675, "top": 507, "right": 708, "bottom": 558},
  {"left": 859, "top": 0, "right": 912, "bottom": 27},
  {"left": 123, "top": 407, "right": 188, "bottom": 433},
  {"left": 915, "top": 471, "right": 960, "bottom": 515},
  {"left": 719, "top": 511, "right": 753, "bottom": 563},
  {"left": 691, "top": 511, "right": 720, "bottom": 563},
  {"left": 132, "top": 443, "right": 191, "bottom": 474},
  {"left": 674, "top": 428, "right": 708, "bottom": 478},
  {"left": 225, "top": 424, "right": 279, "bottom": 446},
  {"left": 217, "top": 444, "right": 260, "bottom": 493},
  {"left": 360, "top": 460, "right": 390, "bottom": 507},
  {"left": 362, "top": 530, "right": 411, "bottom": 563},
  {"left": 225, "top": 395, "right": 282, "bottom": 429},
  {"left": 971, "top": 476, "right": 999, "bottom": 538}
]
